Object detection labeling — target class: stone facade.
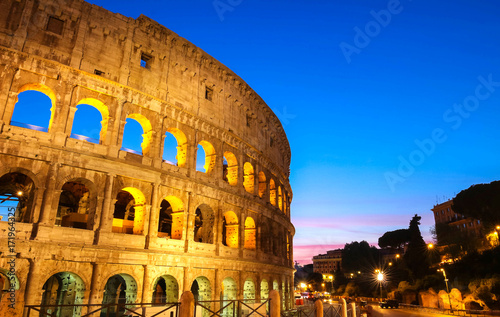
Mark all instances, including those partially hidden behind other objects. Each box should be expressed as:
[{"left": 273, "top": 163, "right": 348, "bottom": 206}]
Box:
[{"left": 0, "top": 0, "right": 294, "bottom": 315}]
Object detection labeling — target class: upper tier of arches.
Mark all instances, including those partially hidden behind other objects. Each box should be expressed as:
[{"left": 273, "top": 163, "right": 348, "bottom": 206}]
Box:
[{"left": 2, "top": 83, "right": 291, "bottom": 218}]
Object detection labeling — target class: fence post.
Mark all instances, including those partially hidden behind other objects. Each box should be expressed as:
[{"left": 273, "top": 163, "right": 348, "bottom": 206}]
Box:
[
  {"left": 180, "top": 291, "right": 195, "bottom": 317},
  {"left": 315, "top": 299, "right": 323, "bottom": 317},
  {"left": 350, "top": 302, "right": 357, "bottom": 317},
  {"left": 269, "top": 290, "right": 281, "bottom": 317},
  {"left": 341, "top": 298, "right": 348, "bottom": 317}
]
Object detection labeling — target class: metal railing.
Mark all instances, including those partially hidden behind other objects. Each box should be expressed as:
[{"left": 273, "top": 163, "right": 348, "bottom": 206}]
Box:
[
  {"left": 195, "top": 299, "right": 270, "bottom": 317},
  {"left": 24, "top": 302, "right": 179, "bottom": 317}
]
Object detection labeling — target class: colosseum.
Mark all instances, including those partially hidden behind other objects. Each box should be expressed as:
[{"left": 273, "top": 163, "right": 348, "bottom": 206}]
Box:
[{"left": 0, "top": 0, "right": 294, "bottom": 315}]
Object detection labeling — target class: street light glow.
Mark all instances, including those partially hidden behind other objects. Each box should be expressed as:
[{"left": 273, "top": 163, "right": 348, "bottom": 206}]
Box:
[
  {"left": 428, "top": 243, "right": 434, "bottom": 249},
  {"left": 377, "top": 272, "right": 384, "bottom": 281}
]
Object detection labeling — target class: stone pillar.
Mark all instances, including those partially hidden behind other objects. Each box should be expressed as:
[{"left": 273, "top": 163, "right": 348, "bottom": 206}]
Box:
[
  {"left": 89, "top": 263, "right": 104, "bottom": 305},
  {"left": 65, "top": 105, "right": 78, "bottom": 135},
  {"left": 142, "top": 265, "right": 153, "bottom": 303},
  {"left": 146, "top": 183, "right": 159, "bottom": 248},
  {"left": 38, "top": 162, "right": 59, "bottom": 225},
  {"left": 315, "top": 300, "right": 324, "bottom": 317},
  {"left": 269, "top": 290, "right": 280, "bottom": 317},
  {"left": 23, "top": 259, "right": 42, "bottom": 305},
  {"left": 351, "top": 302, "right": 357, "bottom": 317},
  {"left": 98, "top": 174, "right": 115, "bottom": 233},
  {"left": 179, "top": 291, "right": 194, "bottom": 317}
]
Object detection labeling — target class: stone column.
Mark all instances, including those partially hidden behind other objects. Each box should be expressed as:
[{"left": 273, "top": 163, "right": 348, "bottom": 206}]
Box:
[
  {"left": 98, "top": 174, "right": 115, "bottom": 233},
  {"left": 142, "top": 265, "right": 153, "bottom": 303},
  {"left": 89, "top": 263, "right": 104, "bottom": 305},
  {"left": 23, "top": 259, "right": 42, "bottom": 305},
  {"left": 146, "top": 183, "right": 159, "bottom": 248},
  {"left": 38, "top": 162, "right": 59, "bottom": 225}
]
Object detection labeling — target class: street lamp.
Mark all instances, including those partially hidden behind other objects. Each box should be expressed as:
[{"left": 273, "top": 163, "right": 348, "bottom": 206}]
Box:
[
  {"left": 428, "top": 243, "right": 434, "bottom": 249},
  {"left": 438, "top": 268, "right": 453, "bottom": 312},
  {"left": 377, "top": 271, "right": 384, "bottom": 300}
]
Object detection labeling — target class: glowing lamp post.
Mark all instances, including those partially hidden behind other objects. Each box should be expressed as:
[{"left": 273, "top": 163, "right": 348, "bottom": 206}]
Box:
[
  {"left": 377, "top": 271, "right": 384, "bottom": 299},
  {"left": 438, "top": 268, "right": 453, "bottom": 312}
]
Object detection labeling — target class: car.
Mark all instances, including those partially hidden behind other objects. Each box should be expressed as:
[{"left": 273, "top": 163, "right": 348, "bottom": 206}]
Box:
[{"left": 379, "top": 300, "right": 399, "bottom": 309}]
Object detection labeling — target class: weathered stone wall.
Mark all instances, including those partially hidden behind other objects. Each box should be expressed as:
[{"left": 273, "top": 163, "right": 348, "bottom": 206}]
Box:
[{"left": 0, "top": 0, "right": 295, "bottom": 316}]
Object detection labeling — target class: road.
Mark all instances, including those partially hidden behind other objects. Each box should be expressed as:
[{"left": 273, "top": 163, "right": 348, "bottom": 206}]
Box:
[{"left": 371, "top": 306, "right": 453, "bottom": 317}]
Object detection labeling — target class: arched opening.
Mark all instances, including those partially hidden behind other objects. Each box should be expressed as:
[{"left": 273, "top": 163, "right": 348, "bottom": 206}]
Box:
[
  {"left": 278, "top": 186, "right": 283, "bottom": 211},
  {"left": 269, "top": 179, "right": 276, "bottom": 206},
  {"left": 191, "top": 276, "right": 211, "bottom": 302},
  {"left": 10, "top": 84, "right": 56, "bottom": 132},
  {"left": 196, "top": 141, "right": 216, "bottom": 173},
  {"left": 152, "top": 275, "right": 179, "bottom": 304},
  {"left": 282, "top": 281, "right": 286, "bottom": 310},
  {"left": 112, "top": 187, "right": 146, "bottom": 235},
  {"left": 0, "top": 269, "right": 20, "bottom": 303},
  {"left": 41, "top": 272, "right": 85, "bottom": 317},
  {"left": 243, "top": 163, "right": 254, "bottom": 194},
  {"left": 193, "top": 204, "right": 215, "bottom": 244},
  {"left": 221, "top": 277, "right": 237, "bottom": 317},
  {"left": 56, "top": 181, "right": 92, "bottom": 229},
  {"left": 244, "top": 217, "right": 256, "bottom": 250},
  {"left": 121, "top": 114, "right": 153, "bottom": 155},
  {"left": 163, "top": 128, "right": 188, "bottom": 167},
  {"left": 158, "top": 196, "right": 184, "bottom": 239},
  {"left": 71, "top": 98, "right": 109, "bottom": 144},
  {"left": 273, "top": 280, "right": 279, "bottom": 292},
  {"left": 260, "top": 280, "right": 269, "bottom": 301},
  {"left": 101, "top": 274, "right": 137, "bottom": 316},
  {"left": 258, "top": 172, "right": 266, "bottom": 198},
  {"left": 222, "top": 211, "right": 238, "bottom": 248},
  {"left": 243, "top": 279, "right": 255, "bottom": 300},
  {"left": 222, "top": 152, "right": 238, "bottom": 186},
  {"left": 283, "top": 193, "right": 288, "bottom": 216},
  {"left": 287, "top": 233, "right": 291, "bottom": 260},
  {"left": 0, "top": 172, "right": 35, "bottom": 223}
]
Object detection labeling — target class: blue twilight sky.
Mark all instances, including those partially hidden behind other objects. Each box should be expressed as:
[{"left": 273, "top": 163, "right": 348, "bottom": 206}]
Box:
[{"left": 78, "top": 0, "right": 500, "bottom": 264}]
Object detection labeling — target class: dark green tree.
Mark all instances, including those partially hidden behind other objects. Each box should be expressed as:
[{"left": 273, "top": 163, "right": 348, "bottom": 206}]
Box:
[
  {"left": 403, "top": 214, "right": 430, "bottom": 280},
  {"left": 378, "top": 228, "right": 411, "bottom": 250},
  {"left": 342, "top": 241, "right": 379, "bottom": 273},
  {"left": 452, "top": 180, "right": 500, "bottom": 230}
]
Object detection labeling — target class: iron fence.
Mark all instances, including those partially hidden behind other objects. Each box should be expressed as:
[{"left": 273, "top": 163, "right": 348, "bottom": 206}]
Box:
[
  {"left": 24, "top": 302, "right": 180, "bottom": 317},
  {"left": 400, "top": 303, "right": 500, "bottom": 317},
  {"left": 195, "top": 299, "right": 270, "bottom": 317}
]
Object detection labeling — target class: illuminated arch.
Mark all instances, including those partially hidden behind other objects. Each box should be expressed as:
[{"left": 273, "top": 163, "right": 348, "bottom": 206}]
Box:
[
  {"left": 152, "top": 274, "right": 179, "bottom": 304},
  {"left": 101, "top": 274, "right": 137, "bottom": 315},
  {"left": 223, "top": 152, "right": 238, "bottom": 186},
  {"left": 244, "top": 217, "right": 256, "bottom": 250},
  {"left": 112, "top": 187, "right": 146, "bottom": 235},
  {"left": 56, "top": 180, "right": 92, "bottom": 229},
  {"left": 222, "top": 277, "right": 237, "bottom": 317},
  {"left": 164, "top": 128, "right": 188, "bottom": 167},
  {"left": 158, "top": 195, "right": 185, "bottom": 239},
  {"left": 197, "top": 141, "right": 216, "bottom": 173},
  {"left": 269, "top": 179, "right": 276, "bottom": 206},
  {"left": 124, "top": 113, "right": 153, "bottom": 155},
  {"left": 0, "top": 172, "right": 35, "bottom": 223},
  {"left": 193, "top": 204, "right": 215, "bottom": 244},
  {"left": 278, "top": 186, "right": 283, "bottom": 211},
  {"left": 74, "top": 98, "right": 109, "bottom": 143},
  {"left": 258, "top": 172, "right": 266, "bottom": 198},
  {"left": 260, "top": 279, "right": 269, "bottom": 300},
  {"left": 243, "top": 278, "right": 255, "bottom": 300},
  {"left": 191, "top": 276, "right": 212, "bottom": 317},
  {"left": 243, "top": 163, "right": 254, "bottom": 194},
  {"left": 222, "top": 211, "right": 238, "bottom": 248},
  {"left": 11, "top": 84, "right": 56, "bottom": 132},
  {"left": 41, "top": 272, "right": 86, "bottom": 317}
]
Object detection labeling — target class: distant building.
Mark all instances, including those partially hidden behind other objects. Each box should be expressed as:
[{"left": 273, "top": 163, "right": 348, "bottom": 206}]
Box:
[
  {"left": 432, "top": 199, "right": 483, "bottom": 243},
  {"left": 312, "top": 249, "right": 342, "bottom": 274}
]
